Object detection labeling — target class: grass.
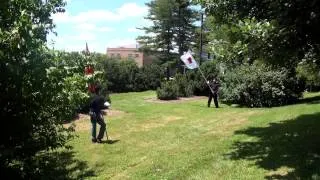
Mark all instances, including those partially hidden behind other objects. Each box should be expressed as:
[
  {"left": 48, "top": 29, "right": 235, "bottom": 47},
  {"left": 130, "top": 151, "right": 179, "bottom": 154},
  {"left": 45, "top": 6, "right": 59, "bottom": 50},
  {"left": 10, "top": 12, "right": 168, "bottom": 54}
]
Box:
[{"left": 59, "top": 91, "right": 320, "bottom": 179}]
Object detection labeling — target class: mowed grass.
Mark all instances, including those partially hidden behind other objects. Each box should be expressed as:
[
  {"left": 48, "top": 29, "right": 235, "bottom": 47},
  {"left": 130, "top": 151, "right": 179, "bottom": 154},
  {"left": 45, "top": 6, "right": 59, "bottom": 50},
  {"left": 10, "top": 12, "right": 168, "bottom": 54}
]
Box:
[{"left": 62, "top": 91, "right": 320, "bottom": 180}]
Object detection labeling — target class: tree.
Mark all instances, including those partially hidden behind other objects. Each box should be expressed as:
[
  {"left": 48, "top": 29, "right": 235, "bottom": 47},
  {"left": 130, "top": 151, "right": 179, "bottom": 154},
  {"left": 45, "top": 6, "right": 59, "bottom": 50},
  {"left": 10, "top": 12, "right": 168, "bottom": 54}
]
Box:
[
  {"left": 0, "top": 0, "right": 84, "bottom": 178},
  {"left": 173, "top": 0, "right": 197, "bottom": 56},
  {"left": 191, "top": 0, "right": 310, "bottom": 107},
  {"left": 138, "top": 0, "right": 197, "bottom": 63},
  {"left": 137, "top": 0, "right": 175, "bottom": 61},
  {"left": 196, "top": 0, "right": 320, "bottom": 69}
]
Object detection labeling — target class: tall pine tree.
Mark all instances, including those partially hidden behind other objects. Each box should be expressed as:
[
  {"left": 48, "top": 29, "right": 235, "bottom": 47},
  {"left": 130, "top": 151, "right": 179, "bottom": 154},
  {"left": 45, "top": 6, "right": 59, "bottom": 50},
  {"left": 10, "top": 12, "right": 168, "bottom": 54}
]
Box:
[{"left": 137, "top": 0, "right": 197, "bottom": 63}]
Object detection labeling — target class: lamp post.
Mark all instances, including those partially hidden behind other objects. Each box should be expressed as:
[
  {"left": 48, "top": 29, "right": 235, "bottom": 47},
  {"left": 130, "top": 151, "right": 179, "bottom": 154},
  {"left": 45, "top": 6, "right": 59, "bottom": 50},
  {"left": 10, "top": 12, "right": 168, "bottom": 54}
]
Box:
[{"left": 199, "top": 7, "right": 204, "bottom": 66}]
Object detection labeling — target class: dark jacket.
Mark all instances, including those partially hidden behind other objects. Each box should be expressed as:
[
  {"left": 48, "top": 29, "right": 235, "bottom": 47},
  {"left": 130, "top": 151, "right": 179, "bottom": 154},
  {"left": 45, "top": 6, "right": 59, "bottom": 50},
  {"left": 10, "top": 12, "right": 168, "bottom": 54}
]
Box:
[
  {"left": 209, "top": 81, "right": 220, "bottom": 94},
  {"left": 89, "top": 95, "right": 107, "bottom": 114}
]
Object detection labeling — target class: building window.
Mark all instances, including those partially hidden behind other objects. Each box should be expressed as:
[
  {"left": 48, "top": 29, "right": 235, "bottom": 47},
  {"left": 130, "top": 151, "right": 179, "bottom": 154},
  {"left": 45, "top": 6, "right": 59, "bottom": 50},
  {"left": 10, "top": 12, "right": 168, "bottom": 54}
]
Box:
[
  {"left": 128, "top": 54, "right": 133, "bottom": 58},
  {"left": 110, "top": 53, "right": 114, "bottom": 57},
  {"left": 135, "top": 54, "right": 139, "bottom": 58}
]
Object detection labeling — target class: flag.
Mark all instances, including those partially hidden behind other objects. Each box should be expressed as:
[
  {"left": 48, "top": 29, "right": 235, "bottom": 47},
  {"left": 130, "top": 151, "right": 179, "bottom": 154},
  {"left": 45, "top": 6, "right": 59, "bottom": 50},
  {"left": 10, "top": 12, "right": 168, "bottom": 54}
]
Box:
[{"left": 180, "top": 51, "right": 199, "bottom": 69}]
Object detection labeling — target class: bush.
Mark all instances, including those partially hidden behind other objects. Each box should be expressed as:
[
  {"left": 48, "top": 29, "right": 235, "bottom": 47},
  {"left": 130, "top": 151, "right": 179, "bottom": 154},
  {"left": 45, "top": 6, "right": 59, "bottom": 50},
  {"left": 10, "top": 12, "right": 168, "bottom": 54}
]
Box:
[
  {"left": 97, "top": 57, "right": 164, "bottom": 92},
  {"left": 174, "top": 73, "right": 194, "bottom": 97},
  {"left": 97, "top": 58, "right": 138, "bottom": 92},
  {"left": 220, "top": 64, "right": 305, "bottom": 107},
  {"left": 134, "top": 64, "right": 165, "bottom": 91},
  {"left": 187, "top": 61, "right": 220, "bottom": 96},
  {"left": 156, "top": 81, "right": 179, "bottom": 100},
  {"left": 296, "top": 62, "right": 320, "bottom": 92}
]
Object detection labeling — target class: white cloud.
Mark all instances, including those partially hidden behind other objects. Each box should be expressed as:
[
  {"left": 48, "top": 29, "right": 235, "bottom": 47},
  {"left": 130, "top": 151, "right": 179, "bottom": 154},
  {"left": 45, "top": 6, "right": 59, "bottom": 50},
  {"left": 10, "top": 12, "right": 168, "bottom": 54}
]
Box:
[
  {"left": 51, "top": 12, "right": 70, "bottom": 23},
  {"left": 64, "top": 42, "right": 103, "bottom": 53},
  {"left": 135, "top": 19, "right": 153, "bottom": 35},
  {"left": 139, "top": 18, "right": 153, "bottom": 27},
  {"left": 70, "top": 32, "right": 96, "bottom": 41},
  {"left": 127, "top": 27, "right": 140, "bottom": 32},
  {"left": 72, "top": 10, "right": 120, "bottom": 22},
  {"left": 116, "top": 3, "right": 148, "bottom": 18},
  {"left": 96, "top": 27, "right": 114, "bottom": 32},
  {"left": 76, "top": 23, "right": 114, "bottom": 32},
  {"left": 76, "top": 23, "right": 96, "bottom": 31},
  {"left": 106, "top": 38, "right": 138, "bottom": 48},
  {"left": 52, "top": 2, "right": 148, "bottom": 24}
]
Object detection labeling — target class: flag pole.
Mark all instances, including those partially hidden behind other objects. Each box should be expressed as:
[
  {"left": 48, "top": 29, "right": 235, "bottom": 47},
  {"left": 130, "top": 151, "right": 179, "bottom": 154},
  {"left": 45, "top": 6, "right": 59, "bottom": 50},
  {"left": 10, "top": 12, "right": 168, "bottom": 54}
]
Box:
[
  {"left": 198, "top": 67, "right": 215, "bottom": 95},
  {"left": 180, "top": 51, "right": 215, "bottom": 94}
]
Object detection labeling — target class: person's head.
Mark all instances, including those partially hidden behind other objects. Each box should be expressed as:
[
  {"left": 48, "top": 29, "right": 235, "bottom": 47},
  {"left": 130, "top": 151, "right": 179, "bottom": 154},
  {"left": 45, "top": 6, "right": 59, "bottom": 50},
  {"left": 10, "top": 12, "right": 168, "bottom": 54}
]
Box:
[{"left": 212, "top": 76, "right": 219, "bottom": 84}]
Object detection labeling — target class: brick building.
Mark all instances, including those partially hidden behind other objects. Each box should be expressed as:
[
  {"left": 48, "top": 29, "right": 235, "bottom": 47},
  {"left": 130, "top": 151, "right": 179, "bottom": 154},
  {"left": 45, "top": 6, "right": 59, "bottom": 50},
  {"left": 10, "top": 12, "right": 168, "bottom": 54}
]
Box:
[{"left": 106, "top": 47, "right": 152, "bottom": 67}]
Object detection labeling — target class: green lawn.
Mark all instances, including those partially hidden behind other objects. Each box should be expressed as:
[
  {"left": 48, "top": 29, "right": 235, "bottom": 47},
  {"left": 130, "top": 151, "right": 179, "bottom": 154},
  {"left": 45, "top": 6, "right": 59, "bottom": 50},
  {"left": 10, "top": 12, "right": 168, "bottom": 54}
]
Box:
[{"left": 58, "top": 91, "right": 320, "bottom": 179}]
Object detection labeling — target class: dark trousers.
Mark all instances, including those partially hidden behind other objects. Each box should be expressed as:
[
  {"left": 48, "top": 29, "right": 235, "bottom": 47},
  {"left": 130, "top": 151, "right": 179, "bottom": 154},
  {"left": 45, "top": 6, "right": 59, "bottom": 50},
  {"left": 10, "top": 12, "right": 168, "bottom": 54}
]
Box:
[
  {"left": 208, "top": 93, "right": 219, "bottom": 108},
  {"left": 90, "top": 112, "right": 106, "bottom": 140}
]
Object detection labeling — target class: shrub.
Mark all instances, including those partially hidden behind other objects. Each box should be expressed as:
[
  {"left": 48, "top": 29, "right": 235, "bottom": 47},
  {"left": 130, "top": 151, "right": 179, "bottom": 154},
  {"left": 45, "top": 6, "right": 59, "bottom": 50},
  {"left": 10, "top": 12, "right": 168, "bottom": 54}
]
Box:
[
  {"left": 187, "top": 61, "right": 220, "bottom": 96},
  {"left": 97, "top": 58, "right": 139, "bottom": 92},
  {"left": 134, "top": 64, "right": 165, "bottom": 91},
  {"left": 174, "top": 73, "right": 194, "bottom": 97},
  {"left": 220, "top": 64, "right": 305, "bottom": 107},
  {"left": 156, "top": 81, "right": 179, "bottom": 100},
  {"left": 296, "top": 62, "right": 320, "bottom": 92},
  {"left": 97, "top": 57, "right": 165, "bottom": 92}
]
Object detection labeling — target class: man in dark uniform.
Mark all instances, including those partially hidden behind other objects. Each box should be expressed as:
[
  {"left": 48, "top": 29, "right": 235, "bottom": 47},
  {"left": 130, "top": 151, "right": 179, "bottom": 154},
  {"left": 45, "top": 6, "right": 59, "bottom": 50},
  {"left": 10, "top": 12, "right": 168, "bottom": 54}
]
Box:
[
  {"left": 207, "top": 78, "right": 220, "bottom": 108},
  {"left": 89, "top": 85, "right": 108, "bottom": 143}
]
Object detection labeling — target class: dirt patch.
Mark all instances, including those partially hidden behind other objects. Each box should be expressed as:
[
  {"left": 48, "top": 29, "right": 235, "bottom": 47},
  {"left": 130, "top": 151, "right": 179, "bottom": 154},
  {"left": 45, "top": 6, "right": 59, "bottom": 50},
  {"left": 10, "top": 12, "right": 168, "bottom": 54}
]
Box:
[
  {"left": 140, "top": 116, "right": 182, "bottom": 131},
  {"left": 102, "top": 109, "right": 125, "bottom": 117},
  {"left": 64, "top": 109, "right": 125, "bottom": 132},
  {"left": 266, "top": 166, "right": 294, "bottom": 178},
  {"left": 145, "top": 96, "right": 206, "bottom": 103}
]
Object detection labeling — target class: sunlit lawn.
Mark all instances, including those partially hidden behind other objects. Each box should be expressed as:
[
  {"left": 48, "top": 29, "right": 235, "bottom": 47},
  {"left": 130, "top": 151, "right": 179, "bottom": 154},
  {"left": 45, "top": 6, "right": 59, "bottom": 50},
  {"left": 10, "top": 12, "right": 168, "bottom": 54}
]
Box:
[{"left": 62, "top": 91, "right": 320, "bottom": 179}]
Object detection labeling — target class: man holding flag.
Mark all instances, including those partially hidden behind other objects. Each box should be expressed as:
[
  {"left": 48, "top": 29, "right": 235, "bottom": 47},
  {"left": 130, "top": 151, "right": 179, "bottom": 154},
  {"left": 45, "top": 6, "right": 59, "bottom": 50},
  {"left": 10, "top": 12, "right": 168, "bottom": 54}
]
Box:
[{"left": 180, "top": 51, "right": 219, "bottom": 108}]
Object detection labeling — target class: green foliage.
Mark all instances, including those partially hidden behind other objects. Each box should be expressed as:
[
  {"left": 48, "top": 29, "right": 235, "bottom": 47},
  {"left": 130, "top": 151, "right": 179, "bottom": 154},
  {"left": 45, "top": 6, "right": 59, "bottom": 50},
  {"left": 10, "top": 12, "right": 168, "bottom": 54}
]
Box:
[
  {"left": 200, "top": 0, "right": 320, "bottom": 68},
  {"left": 187, "top": 61, "right": 220, "bottom": 95},
  {"left": 205, "top": 16, "right": 275, "bottom": 68},
  {"left": 156, "top": 61, "right": 220, "bottom": 100},
  {"left": 138, "top": 0, "right": 197, "bottom": 62},
  {"left": 135, "top": 64, "right": 165, "bottom": 91},
  {"left": 220, "top": 64, "right": 305, "bottom": 107},
  {"left": 174, "top": 73, "right": 194, "bottom": 97},
  {"left": 98, "top": 58, "right": 138, "bottom": 92},
  {"left": 0, "top": 0, "right": 97, "bottom": 178},
  {"left": 192, "top": 1, "right": 314, "bottom": 106},
  {"left": 296, "top": 62, "right": 320, "bottom": 91},
  {"left": 156, "top": 80, "right": 179, "bottom": 100},
  {"left": 97, "top": 57, "right": 164, "bottom": 92}
]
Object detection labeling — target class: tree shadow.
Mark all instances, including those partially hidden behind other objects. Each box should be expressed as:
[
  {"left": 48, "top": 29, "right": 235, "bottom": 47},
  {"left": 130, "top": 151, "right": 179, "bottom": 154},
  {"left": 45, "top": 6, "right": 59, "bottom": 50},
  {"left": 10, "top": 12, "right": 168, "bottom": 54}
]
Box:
[
  {"left": 227, "top": 112, "right": 320, "bottom": 179},
  {"left": 298, "top": 95, "right": 320, "bottom": 105},
  {"left": 31, "top": 148, "right": 96, "bottom": 180},
  {"left": 221, "top": 93, "right": 320, "bottom": 108}
]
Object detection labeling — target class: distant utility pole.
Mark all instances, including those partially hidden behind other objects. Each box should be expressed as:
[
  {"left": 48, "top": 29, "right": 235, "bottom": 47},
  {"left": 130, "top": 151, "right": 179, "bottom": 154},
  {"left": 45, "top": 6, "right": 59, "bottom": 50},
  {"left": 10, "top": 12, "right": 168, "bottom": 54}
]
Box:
[{"left": 199, "top": 8, "right": 204, "bottom": 66}]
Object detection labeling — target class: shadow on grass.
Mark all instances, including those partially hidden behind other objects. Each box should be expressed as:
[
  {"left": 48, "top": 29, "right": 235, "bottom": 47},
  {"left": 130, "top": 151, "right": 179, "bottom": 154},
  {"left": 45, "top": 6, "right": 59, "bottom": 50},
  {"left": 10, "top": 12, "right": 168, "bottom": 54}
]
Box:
[
  {"left": 227, "top": 112, "right": 320, "bottom": 179},
  {"left": 298, "top": 95, "right": 320, "bottom": 105},
  {"left": 221, "top": 93, "right": 320, "bottom": 108},
  {"left": 100, "top": 139, "right": 120, "bottom": 144},
  {"left": 32, "top": 148, "right": 95, "bottom": 180}
]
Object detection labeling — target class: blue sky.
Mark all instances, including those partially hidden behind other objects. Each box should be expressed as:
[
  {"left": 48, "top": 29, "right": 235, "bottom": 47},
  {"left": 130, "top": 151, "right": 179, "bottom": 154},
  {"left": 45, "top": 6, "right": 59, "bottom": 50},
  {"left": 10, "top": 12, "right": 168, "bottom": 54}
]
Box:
[{"left": 48, "top": 0, "right": 151, "bottom": 53}]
